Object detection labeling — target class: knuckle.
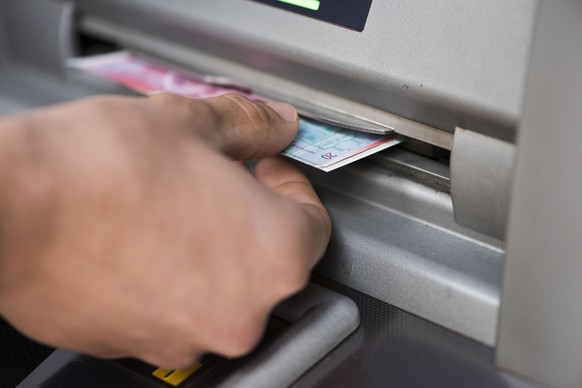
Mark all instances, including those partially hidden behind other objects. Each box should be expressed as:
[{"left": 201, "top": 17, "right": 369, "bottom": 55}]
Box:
[{"left": 223, "top": 93, "right": 270, "bottom": 131}]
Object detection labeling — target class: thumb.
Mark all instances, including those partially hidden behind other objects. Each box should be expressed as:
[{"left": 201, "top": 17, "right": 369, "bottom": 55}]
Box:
[{"left": 154, "top": 93, "right": 299, "bottom": 160}]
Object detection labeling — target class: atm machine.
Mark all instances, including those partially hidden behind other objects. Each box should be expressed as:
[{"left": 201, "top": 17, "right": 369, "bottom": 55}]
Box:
[{"left": 2, "top": 0, "right": 582, "bottom": 387}]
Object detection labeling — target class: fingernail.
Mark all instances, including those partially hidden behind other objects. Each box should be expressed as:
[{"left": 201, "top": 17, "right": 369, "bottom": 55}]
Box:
[{"left": 265, "top": 102, "right": 298, "bottom": 122}]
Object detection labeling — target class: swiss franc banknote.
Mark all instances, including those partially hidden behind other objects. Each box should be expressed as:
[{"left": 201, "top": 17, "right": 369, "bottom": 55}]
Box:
[{"left": 69, "top": 51, "right": 403, "bottom": 172}]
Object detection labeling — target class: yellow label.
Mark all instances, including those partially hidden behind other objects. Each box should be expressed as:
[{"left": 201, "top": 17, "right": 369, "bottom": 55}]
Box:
[{"left": 152, "top": 363, "right": 202, "bottom": 386}]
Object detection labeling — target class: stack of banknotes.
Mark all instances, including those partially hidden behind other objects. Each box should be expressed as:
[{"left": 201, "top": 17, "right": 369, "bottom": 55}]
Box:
[{"left": 69, "top": 52, "right": 403, "bottom": 172}]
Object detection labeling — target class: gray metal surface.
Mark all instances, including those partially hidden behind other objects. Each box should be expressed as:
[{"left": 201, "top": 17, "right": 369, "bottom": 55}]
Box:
[
  {"left": 0, "top": 66, "right": 100, "bottom": 115},
  {"left": 451, "top": 127, "right": 515, "bottom": 240},
  {"left": 497, "top": 2, "right": 582, "bottom": 387},
  {"left": 66, "top": 0, "right": 536, "bottom": 142},
  {"left": 0, "top": 0, "right": 108, "bottom": 114},
  {"left": 0, "top": 0, "right": 14, "bottom": 112},
  {"left": 3, "top": 0, "right": 75, "bottom": 75},
  {"left": 0, "top": 0, "right": 8, "bottom": 65},
  {"left": 296, "top": 277, "right": 537, "bottom": 388},
  {"left": 305, "top": 156, "right": 504, "bottom": 346},
  {"left": 371, "top": 148, "right": 450, "bottom": 193},
  {"left": 220, "top": 284, "right": 360, "bottom": 388}
]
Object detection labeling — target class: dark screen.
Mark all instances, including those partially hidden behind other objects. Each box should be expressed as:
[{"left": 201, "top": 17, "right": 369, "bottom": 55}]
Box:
[{"left": 249, "top": 0, "right": 373, "bottom": 32}]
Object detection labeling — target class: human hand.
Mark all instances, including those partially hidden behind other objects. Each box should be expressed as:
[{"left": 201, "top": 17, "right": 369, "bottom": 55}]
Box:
[{"left": 0, "top": 93, "right": 331, "bottom": 368}]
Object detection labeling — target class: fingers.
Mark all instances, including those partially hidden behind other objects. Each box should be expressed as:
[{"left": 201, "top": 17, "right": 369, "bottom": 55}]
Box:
[
  {"left": 254, "top": 157, "right": 331, "bottom": 268},
  {"left": 152, "top": 93, "right": 299, "bottom": 160}
]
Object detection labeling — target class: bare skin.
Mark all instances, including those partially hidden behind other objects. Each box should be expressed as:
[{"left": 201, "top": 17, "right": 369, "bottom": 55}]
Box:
[{"left": 0, "top": 93, "right": 331, "bottom": 369}]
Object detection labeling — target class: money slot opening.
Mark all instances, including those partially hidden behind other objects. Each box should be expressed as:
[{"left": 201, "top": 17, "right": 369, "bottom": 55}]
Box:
[
  {"left": 75, "top": 31, "right": 121, "bottom": 58},
  {"left": 68, "top": 10, "right": 122, "bottom": 58},
  {"left": 71, "top": 20, "right": 452, "bottom": 181},
  {"left": 369, "top": 146, "right": 451, "bottom": 194},
  {"left": 74, "top": 13, "right": 455, "bottom": 148}
]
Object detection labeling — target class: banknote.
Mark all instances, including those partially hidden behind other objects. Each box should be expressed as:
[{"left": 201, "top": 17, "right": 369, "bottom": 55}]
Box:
[
  {"left": 68, "top": 51, "right": 255, "bottom": 99},
  {"left": 285, "top": 120, "right": 403, "bottom": 172},
  {"left": 69, "top": 52, "right": 403, "bottom": 172}
]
